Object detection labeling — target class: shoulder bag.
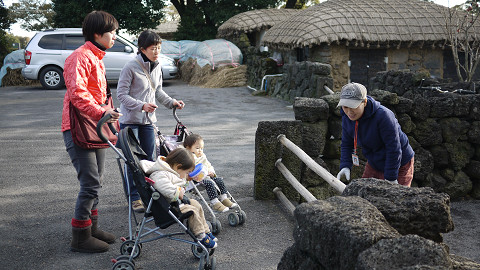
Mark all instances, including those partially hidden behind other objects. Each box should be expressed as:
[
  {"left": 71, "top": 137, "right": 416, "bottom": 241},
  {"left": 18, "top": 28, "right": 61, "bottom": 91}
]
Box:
[{"left": 69, "top": 83, "right": 119, "bottom": 149}]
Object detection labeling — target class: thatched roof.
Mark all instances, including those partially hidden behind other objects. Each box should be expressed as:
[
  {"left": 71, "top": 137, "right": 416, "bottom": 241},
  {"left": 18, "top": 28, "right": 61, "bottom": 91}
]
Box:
[
  {"left": 155, "top": 21, "right": 179, "bottom": 35},
  {"left": 262, "top": 0, "right": 472, "bottom": 50},
  {"left": 217, "top": 8, "right": 300, "bottom": 38}
]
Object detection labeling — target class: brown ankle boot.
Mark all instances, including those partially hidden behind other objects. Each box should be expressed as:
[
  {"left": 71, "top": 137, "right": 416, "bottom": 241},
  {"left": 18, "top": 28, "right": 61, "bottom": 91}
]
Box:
[
  {"left": 91, "top": 215, "right": 116, "bottom": 244},
  {"left": 71, "top": 223, "right": 109, "bottom": 253}
]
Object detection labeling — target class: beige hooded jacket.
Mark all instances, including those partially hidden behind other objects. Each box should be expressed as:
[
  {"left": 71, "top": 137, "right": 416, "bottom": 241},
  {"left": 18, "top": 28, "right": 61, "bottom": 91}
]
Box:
[{"left": 140, "top": 157, "right": 188, "bottom": 202}]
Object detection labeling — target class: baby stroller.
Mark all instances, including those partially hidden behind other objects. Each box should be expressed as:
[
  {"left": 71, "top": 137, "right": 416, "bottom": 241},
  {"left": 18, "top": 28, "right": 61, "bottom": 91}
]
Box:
[
  {"left": 149, "top": 108, "right": 247, "bottom": 234},
  {"left": 95, "top": 114, "right": 216, "bottom": 270}
]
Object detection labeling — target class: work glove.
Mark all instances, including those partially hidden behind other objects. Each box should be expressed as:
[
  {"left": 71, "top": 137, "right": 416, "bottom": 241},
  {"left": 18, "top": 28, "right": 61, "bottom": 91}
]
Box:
[
  {"left": 336, "top": 167, "right": 351, "bottom": 181},
  {"left": 181, "top": 195, "right": 191, "bottom": 205},
  {"left": 388, "top": 179, "right": 399, "bottom": 185}
]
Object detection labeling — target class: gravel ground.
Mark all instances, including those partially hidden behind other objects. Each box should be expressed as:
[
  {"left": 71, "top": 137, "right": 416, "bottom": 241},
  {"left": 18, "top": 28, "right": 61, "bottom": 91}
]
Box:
[{"left": 0, "top": 80, "right": 478, "bottom": 270}]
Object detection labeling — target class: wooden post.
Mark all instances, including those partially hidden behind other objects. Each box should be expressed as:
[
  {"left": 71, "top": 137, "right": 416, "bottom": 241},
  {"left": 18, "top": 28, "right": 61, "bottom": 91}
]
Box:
[
  {"left": 273, "top": 187, "right": 295, "bottom": 216},
  {"left": 275, "top": 159, "right": 317, "bottom": 202},
  {"left": 277, "top": 134, "right": 346, "bottom": 194}
]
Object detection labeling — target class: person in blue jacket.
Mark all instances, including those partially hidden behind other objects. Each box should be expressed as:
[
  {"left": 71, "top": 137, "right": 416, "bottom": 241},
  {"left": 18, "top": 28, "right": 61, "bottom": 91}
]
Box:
[{"left": 336, "top": 82, "right": 415, "bottom": 186}]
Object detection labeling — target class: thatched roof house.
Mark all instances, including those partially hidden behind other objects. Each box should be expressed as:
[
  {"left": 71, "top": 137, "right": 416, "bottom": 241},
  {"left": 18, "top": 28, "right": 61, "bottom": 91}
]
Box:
[
  {"left": 154, "top": 21, "right": 179, "bottom": 40},
  {"left": 262, "top": 0, "right": 454, "bottom": 49},
  {"left": 217, "top": 8, "right": 300, "bottom": 48},
  {"left": 260, "top": 0, "right": 479, "bottom": 88}
]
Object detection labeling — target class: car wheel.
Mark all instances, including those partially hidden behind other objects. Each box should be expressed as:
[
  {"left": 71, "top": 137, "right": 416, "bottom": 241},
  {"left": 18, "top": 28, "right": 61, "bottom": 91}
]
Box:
[{"left": 39, "top": 66, "right": 64, "bottom": 90}]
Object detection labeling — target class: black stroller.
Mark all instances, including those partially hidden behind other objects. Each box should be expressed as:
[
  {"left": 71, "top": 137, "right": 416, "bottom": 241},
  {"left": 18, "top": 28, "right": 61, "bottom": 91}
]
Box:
[
  {"left": 95, "top": 114, "right": 216, "bottom": 270},
  {"left": 149, "top": 108, "right": 246, "bottom": 235}
]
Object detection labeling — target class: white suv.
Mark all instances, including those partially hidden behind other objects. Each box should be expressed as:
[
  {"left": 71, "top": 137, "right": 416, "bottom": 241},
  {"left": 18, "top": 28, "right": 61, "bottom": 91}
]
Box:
[{"left": 22, "top": 28, "right": 177, "bottom": 90}]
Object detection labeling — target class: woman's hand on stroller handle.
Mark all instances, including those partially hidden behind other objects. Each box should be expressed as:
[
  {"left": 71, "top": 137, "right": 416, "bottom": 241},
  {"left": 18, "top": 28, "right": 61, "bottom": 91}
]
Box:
[
  {"left": 173, "top": 100, "right": 185, "bottom": 109},
  {"left": 96, "top": 110, "right": 121, "bottom": 143},
  {"left": 104, "top": 108, "right": 122, "bottom": 123},
  {"left": 142, "top": 103, "right": 158, "bottom": 113}
]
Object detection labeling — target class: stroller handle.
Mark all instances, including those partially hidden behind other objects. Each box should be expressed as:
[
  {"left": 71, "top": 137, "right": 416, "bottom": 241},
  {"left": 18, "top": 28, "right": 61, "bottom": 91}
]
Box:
[
  {"left": 144, "top": 106, "right": 182, "bottom": 124},
  {"left": 96, "top": 113, "right": 118, "bottom": 143},
  {"left": 173, "top": 106, "right": 181, "bottom": 124}
]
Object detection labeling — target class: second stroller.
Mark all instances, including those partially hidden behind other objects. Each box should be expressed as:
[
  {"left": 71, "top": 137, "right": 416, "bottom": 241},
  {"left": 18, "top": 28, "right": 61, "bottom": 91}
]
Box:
[
  {"left": 151, "top": 109, "right": 246, "bottom": 234},
  {"left": 183, "top": 133, "right": 246, "bottom": 231}
]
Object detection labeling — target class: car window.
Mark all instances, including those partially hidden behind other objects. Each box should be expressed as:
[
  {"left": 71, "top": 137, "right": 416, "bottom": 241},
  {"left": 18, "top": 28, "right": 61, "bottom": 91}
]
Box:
[
  {"left": 38, "top": 34, "right": 63, "bottom": 50},
  {"left": 108, "top": 39, "right": 128, "bottom": 52},
  {"left": 65, "top": 35, "right": 84, "bottom": 50}
]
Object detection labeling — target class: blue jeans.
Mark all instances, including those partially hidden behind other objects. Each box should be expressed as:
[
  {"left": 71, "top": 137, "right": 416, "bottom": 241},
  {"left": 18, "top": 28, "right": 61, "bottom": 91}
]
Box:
[{"left": 120, "top": 123, "right": 155, "bottom": 202}]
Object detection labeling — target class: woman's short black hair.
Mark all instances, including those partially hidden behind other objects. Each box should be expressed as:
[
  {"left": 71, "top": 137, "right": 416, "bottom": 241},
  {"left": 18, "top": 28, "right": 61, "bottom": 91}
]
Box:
[
  {"left": 137, "top": 30, "right": 162, "bottom": 52},
  {"left": 82, "top": 10, "right": 118, "bottom": 42}
]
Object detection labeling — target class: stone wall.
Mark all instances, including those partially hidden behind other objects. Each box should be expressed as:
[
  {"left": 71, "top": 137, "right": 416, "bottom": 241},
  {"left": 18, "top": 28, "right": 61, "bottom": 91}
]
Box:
[
  {"left": 277, "top": 181, "right": 480, "bottom": 270},
  {"left": 254, "top": 70, "right": 480, "bottom": 201},
  {"left": 387, "top": 47, "right": 443, "bottom": 79},
  {"left": 245, "top": 45, "right": 445, "bottom": 97},
  {"left": 245, "top": 47, "right": 334, "bottom": 102}
]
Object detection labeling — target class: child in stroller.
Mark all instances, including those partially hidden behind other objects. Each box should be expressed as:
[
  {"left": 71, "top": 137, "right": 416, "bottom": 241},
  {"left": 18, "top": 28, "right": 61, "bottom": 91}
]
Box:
[
  {"left": 139, "top": 147, "right": 218, "bottom": 248},
  {"left": 183, "top": 134, "right": 238, "bottom": 213}
]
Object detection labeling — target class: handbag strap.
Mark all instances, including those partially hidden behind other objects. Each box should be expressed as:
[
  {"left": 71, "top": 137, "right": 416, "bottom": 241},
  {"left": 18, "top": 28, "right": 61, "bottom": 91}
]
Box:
[
  {"left": 105, "top": 76, "right": 111, "bottom": 105},
  {"left": 136, "top": 58, "right": 155, "bottom": 91}
]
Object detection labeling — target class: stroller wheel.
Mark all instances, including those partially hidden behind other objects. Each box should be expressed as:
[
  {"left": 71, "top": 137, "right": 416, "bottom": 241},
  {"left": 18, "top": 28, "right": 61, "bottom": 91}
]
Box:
[
  {"left": 192, "top": 244, "right": 206, "bottom": 259},
  {"left": 228, "top": 212, "right": 239, "bottom": 227},
  {"left": 211, "top": 219, "right": 222, "bottom": 234},
  {"left": 191, "top": 244, "right": 215, "bottom": 259},
  {"left": 238, "top": 210, "right": 247, "bottom": 225},
  {"left": 206, "top": 220, "right": 213, "bottom": 232},
  {"left": 112, "top": 258, "right": 135, "bottom": 270},
  {"left": 120, "top": 240, "right": 142, "bottom": 259},
  {"left": 113, "top": 255, "right": 134, "bottom": 262},
  {"left": 203, "top": 256, "right": 216, "bottom": 270},
  {"left": 197, "top": 255, "right": 205, "bottom": 270}
]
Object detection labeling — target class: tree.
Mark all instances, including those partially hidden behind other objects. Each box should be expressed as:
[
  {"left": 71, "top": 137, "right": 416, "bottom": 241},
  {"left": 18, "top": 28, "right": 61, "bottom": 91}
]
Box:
[
  {"left": 171, "top": 0, "right": 280, "bottom": 41},
  {"left": 163, "top": 4, "right": 180, "bottom": 22},
  {"left": 52, "top": 0, "right": 166, "bottom": 35},
  {"left": 9, "top": 0, "right": 289, "bottom": 43},
  {"left": 284, "top": 0, "right": 321, "bottom": 9},
  {"left": 445, "top": 0, "right": 480, "bottom": 82},
  {"left": 8, "top": 0, "right": 55, "bottom": 31},
  {"left": 1, "top": 0, "right": 14, "bottom": 67},
  {"left": 285, "top": 0, "right": 306, "bottom": 9}
]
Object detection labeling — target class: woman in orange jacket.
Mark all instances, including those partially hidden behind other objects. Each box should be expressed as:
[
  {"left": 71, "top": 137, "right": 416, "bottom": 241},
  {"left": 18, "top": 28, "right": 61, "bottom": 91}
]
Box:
[{"left": 61, "top": 10, "right": 121, "bottom": 253}]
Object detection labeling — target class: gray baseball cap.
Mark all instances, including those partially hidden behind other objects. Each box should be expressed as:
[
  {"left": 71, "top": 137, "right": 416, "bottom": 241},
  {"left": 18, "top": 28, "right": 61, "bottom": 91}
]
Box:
[{"left": 337, "top": 82, "right": 367, "bottom": 108}]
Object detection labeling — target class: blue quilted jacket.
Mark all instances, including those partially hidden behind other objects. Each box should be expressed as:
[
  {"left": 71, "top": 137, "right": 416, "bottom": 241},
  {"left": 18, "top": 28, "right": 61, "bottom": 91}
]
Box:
[{"left": 339, "top": 96, "right": 414, "bottom": 181}]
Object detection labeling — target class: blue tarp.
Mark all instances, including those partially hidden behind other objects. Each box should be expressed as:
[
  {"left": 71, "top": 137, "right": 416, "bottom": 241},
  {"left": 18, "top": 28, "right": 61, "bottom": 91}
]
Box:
[{"left": 0, "top": 49, "right": 25, "bottom": 87}]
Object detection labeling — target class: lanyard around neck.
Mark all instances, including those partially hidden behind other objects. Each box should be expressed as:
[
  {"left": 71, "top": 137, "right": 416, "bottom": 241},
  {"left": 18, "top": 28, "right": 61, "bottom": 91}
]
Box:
[{"left": 354, "top": 121, "right": 358, "bottom": 155}]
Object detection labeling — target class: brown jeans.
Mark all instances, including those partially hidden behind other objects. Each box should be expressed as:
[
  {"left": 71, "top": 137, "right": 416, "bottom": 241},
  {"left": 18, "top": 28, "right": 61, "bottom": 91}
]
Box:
[
  {"left": 362, "top": 157, "right": 414, "bottom": 187},
  {"left": 180, "top": 199, "right": 210, "bottom": 237}
]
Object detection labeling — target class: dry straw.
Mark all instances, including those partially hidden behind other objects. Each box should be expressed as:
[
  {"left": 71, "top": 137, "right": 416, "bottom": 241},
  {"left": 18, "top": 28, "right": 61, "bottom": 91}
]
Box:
[
  {"left": 1, "top": 68, "right": 39, "bottom": 87},
  {"left": 179, "top": 58, "right": 247, "bottom": 88}
]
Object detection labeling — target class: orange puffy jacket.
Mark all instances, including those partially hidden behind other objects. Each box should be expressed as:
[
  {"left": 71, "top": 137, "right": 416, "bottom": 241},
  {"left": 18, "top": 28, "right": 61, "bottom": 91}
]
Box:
[{"left": 61, "top": 41, "right": 108, "bottom": 132}]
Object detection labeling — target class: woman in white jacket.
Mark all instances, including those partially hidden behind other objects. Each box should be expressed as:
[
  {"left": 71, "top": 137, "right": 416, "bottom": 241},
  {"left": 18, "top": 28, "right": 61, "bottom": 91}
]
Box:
[
  {"left": 117, "top": 30, "right": 184, "bottom": 212},
  {"left": 140, "top": 148, "right": 217, "bottom": 249}
]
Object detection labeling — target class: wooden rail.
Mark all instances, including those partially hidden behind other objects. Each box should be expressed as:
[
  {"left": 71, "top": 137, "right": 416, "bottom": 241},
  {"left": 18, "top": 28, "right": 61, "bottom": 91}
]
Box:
[
  {"left": 277, "top": 134, "right": 346, "bottom": 194},
  {"left": 273, "top": 187, "right": 296, "bottom": 216},
  {"left": 275, "top": 159, "right": 317, "bottom": 202}
]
